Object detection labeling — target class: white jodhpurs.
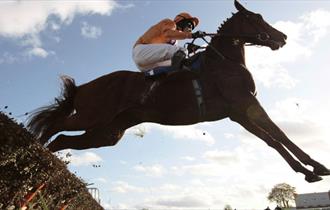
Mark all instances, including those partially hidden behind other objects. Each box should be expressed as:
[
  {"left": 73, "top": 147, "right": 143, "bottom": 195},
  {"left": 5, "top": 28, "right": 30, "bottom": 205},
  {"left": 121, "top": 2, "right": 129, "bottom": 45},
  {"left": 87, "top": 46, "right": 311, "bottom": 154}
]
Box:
[{"left": 132, "top": 43, "right": 186, "bottom": 72}]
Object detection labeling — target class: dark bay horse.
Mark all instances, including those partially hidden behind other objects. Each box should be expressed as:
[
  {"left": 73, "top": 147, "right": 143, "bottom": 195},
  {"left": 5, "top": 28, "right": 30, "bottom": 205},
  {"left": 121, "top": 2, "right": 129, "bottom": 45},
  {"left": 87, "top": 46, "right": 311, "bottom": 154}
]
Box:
[{"left": 27, "top": 0, "right": 329, "bottom": 182}]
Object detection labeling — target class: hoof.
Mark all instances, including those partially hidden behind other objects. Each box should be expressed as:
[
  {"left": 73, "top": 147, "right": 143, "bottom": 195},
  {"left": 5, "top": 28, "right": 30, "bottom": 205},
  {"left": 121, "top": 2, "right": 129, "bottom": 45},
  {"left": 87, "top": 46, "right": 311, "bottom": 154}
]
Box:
[
  {"left": 305, "top": 174, "right": 322, "bottom": 183},
  {"left": 313, "top": 166, "right": 330, "bottom": 176}
]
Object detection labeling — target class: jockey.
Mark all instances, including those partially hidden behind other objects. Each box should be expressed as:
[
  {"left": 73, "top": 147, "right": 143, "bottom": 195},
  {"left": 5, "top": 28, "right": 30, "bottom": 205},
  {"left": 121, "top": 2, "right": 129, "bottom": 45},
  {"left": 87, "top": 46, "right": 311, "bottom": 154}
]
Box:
[{"left": 132, "top": 12, "right": 202, "bottom": 73}]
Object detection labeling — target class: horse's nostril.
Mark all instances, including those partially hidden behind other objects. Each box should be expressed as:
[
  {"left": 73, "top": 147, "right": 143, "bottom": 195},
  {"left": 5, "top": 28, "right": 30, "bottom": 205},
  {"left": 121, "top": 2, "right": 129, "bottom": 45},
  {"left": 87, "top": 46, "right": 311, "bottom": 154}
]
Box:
[{"left": 283, "top": 34, "right": 287, "bottom": 40}]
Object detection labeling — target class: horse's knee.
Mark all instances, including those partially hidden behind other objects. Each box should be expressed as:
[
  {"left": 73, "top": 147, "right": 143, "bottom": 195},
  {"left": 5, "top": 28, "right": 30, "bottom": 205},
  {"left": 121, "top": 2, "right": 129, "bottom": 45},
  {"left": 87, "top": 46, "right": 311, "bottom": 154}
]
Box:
[{"left": 246, "top": 104, "right": 265, "bottom": 120}]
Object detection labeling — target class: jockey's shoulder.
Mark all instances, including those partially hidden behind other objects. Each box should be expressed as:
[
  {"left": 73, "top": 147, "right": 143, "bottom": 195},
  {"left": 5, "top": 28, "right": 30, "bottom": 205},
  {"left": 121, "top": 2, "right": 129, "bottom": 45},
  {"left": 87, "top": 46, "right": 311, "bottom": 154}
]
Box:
[{"left": 157, "top": 18, "right": 176, "bottom": 28}]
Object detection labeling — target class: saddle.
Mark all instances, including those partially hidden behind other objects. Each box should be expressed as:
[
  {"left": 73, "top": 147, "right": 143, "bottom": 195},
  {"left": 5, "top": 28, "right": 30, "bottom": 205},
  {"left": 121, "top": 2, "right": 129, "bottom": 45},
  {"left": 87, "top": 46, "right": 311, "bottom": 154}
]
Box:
[{"left": 144, "top": 52, "right": 203, "bottom": 79}]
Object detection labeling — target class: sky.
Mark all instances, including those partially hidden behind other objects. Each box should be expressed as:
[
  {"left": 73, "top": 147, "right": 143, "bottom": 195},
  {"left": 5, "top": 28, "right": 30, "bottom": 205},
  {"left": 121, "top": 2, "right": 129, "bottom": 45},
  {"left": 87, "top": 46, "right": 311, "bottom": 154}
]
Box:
[{"left": 1, "top": 0, "right": 330, "bottom": 209}]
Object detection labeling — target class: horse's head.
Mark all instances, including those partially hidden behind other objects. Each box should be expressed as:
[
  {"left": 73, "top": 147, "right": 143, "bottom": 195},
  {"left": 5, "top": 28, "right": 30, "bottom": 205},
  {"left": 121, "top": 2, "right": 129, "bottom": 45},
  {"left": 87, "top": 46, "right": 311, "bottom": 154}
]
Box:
[{"left": 218, "top": 0, "right": 287, "bottom": 50}]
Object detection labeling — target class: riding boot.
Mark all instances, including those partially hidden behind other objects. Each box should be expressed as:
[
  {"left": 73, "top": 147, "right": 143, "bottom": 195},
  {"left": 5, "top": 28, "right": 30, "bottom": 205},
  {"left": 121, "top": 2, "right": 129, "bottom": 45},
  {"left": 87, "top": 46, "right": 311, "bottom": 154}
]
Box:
[{"left": 171, "top": 50, "right": 190, "bottom": 72}]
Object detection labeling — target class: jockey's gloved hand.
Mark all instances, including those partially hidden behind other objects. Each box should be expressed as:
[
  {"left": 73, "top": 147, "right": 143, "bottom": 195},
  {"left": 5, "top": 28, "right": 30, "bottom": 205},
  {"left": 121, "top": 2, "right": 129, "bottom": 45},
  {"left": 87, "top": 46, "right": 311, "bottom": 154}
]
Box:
[
  {"left": 187, "top": 43, "right": 201, "bottom": 54},
  {"left": 192, "top": 31, "right": 206, "bottom": 39}
]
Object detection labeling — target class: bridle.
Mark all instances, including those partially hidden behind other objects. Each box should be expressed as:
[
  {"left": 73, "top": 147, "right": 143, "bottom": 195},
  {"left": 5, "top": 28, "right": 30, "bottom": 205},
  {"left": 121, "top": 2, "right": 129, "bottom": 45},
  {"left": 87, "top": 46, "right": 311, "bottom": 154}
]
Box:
[
  {"left": 188, "top": 11, "right": 274, "bottom": 60},
  {"left": 226, "top": 11, "right": 272, "bottom": 43},
  {"left": 215, "top": 12, "right": 273, "bottom": 45}
]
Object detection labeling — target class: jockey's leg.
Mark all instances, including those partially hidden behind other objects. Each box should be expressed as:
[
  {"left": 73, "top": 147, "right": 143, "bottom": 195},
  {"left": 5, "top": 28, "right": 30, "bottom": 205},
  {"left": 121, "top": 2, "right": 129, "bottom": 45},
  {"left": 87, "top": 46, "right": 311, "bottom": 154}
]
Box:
[
  {"left": 132, "top": 43, "right": 185, "bottom": 72},
  {"left": 171, "top": 50, "right": 189, "bottom": 71}
]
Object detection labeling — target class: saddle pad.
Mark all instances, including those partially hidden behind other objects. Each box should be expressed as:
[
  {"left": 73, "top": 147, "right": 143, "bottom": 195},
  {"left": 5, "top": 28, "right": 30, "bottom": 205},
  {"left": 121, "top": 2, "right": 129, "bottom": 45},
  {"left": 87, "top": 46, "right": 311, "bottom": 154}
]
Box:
[
  {"left": 144, "top": 66, "right": 174, "bottom": 77},
  {"left": 144, "top": 53, "right": 202, "bottom": 77}
]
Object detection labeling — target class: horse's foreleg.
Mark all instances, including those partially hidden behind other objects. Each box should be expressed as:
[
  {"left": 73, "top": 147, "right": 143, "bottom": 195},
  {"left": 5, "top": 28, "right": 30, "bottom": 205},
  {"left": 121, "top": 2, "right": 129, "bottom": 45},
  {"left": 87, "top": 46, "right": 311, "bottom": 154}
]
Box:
[
  {"left": 230, "top": 114, "right": 322, "bottom": 182},
  {"left": 246, "top": 102, "right": 330, "bottom": 176}
]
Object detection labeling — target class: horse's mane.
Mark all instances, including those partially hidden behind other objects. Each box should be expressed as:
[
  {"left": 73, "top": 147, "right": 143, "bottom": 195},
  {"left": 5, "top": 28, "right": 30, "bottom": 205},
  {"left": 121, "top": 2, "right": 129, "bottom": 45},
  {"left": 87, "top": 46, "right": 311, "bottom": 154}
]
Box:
[{"left": 216, "top": 12, "right": 238, "bottom": 34}]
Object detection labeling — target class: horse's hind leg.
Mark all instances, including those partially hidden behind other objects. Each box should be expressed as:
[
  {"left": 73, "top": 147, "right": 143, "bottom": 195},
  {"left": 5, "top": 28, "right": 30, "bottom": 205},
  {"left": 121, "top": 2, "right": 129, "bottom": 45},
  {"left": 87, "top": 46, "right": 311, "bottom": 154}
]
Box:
[
  {"left": 230, "top": 114, "right": 322, "bottom": 182},
  {"left": 246, "top": 102, "right": 330, "bottom": 176},
  {"left": 39, "top": 113, "right": 95, "bottom": 145},
  {"left": 47, "top": 127, "right": 125, "bottom": 152},
  {"left": 47, "top": 110, "right": 141, "bottom": 152}
]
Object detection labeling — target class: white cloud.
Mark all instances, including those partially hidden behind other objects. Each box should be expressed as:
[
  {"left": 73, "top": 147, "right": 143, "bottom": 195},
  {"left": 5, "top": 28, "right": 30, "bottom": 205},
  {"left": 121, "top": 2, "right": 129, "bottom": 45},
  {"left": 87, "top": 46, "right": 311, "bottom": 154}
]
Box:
[
  {"left": 301, "top": 9, "right": 330, "bottom": 43},
  {"left": 172, "top": 163, "right": 225, "bottom": 177},
  {"left": 102, "top": 202, "right": 112, "bottom": 210},
  {"left": 0, "top": 52, "right": 17, "bottom": 64},
  {"left": 127, "top": 125, "right": 147, "bottom": 138},
  {"left": 130, "top": 175, "right": 272, "bottom": 209},
  {"left": 57, "top": 149, "right": 103, "bottom": 167},
  {"left": 111, "top": 181, "right": 145, "bottom": 193},
  {"left": 269, "top": 97, "right": 311, "bottom": 122},
  {"left": 106, "top": 144, "right": 330, "bottom": 209},
  {"left": 203, "top": 150, "right": 240, "bottom": 165},
  {"left": 70, "top": 152, "right": 103, "bottom": 166},
  {"left": 81, "top": 22, "right": 102, "bottom": 39},
  {"left": 132, "top": 183, "right": 215, "bottom": 209},
  {"left": 0, "top": 0, "right": 118, "bottom": 60},
  {"left": 155, "top": 195, "right": 209, "bottom": 208},
  {"left": 224, "top": 133, "right": 235, "bottom": 139},
  {"left": 106, "top": 203, "right": 130, "bottom": 210},
  {"left": 20, "top": 34, "right": 42, "bottom": 48},
  {"left": 129, "top": 123, "right": 215, "bottom": 145},
  {"left": 94, "top": 177, "right": 108, "bottom": 183},
  {"left": 119, "top": 160, "right": 128, "bottom": 165},
  {"left": 133, "top": 164, "right": 166, "bottom": 177},
  {"left": 157, "top": 184, "right": 182, "bottom": 192},
  {"left": 0, "top": 1, "right": 116, "bottom": 37},
  {"left": 181, "top": 156, "right": 195, "bottom": 161},
  {"left": 246, "top": 9, "right": 330, "bottom": 89},
  {"left": 26, "top": 47, "right": 49, "bottom": 58},
  {"left": 159, "top": 125, "right": 213, "bottom": 145}
]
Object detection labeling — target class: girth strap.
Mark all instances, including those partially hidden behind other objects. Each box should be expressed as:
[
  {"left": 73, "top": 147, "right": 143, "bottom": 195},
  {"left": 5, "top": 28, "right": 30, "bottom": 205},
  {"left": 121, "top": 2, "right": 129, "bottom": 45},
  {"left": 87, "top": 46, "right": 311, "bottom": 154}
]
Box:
[{"left": 192, "top": 79, "right": 205, "bottom": 119}]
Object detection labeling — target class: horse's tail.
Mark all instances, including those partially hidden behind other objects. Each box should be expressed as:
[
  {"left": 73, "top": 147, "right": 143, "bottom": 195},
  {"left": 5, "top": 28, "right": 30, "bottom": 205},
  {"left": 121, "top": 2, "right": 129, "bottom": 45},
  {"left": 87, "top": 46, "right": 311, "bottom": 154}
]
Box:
[{"left": 26, "top": 75, "right": 77, "bottom": 143}]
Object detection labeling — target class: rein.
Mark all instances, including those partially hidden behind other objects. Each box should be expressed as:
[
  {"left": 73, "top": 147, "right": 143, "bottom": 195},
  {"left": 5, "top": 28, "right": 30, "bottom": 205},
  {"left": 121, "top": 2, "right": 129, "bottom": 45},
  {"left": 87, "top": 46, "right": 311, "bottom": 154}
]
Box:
[{"left": 188, "top": 31, "right": 272, "bottom": 61}]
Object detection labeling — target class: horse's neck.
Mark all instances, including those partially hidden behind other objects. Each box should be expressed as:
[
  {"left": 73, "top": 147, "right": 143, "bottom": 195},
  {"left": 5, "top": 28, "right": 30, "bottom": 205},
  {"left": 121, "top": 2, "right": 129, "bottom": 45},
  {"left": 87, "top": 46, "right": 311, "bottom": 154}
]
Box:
[{"left": 213, "top": 37, "right": 246, "bottom": 66}]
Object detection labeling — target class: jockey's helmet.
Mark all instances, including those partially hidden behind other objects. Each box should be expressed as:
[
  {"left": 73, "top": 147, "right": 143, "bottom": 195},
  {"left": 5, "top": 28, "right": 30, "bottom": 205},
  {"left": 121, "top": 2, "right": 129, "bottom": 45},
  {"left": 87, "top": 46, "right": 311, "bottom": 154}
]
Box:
[{"left": 174, "top": 12, "right": 199, "bottom": 31}]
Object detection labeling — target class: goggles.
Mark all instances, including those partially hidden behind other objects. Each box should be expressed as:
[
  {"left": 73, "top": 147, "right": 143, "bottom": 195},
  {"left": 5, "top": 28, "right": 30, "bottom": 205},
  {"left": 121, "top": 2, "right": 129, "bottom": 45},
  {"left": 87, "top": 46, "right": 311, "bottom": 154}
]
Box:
[{"left": 176, "top": 18, "right": 195, "bottom": 31}]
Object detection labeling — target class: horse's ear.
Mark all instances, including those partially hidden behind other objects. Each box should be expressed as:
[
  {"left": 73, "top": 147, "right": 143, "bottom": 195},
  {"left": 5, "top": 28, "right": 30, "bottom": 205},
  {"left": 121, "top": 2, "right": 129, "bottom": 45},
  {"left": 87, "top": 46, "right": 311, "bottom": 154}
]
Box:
[{"left": 234, "top": 0, "right": 247, "bottom": 11}]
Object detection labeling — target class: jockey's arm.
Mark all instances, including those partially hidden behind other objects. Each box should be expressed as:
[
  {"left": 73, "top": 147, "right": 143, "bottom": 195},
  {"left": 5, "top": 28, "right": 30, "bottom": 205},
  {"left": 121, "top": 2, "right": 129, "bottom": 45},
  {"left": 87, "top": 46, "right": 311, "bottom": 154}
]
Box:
[
  {"left": 161, "top": 19, "right": 192, "bottom": 40},
  {"left": 164, "top": 29, "right": 192, "bottom": 40}
]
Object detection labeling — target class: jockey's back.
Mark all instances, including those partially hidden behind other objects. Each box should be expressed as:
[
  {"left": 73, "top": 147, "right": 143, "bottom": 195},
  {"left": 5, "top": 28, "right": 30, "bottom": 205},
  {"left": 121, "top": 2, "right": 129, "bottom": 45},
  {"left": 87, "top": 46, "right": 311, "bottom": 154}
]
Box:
[{"left": 134, "top": 19, "right": 177, "bottom": 47}]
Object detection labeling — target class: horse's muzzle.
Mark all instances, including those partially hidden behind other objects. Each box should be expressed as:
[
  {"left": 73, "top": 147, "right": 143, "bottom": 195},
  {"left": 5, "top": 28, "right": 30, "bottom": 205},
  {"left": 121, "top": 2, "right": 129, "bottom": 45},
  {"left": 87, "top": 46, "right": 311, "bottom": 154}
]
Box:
[
  {"left": 269, "top": 33, "right": 287, "bottom": 50},
  {"left": 270, "top": 41, "right": 286, "bottom": 50}
]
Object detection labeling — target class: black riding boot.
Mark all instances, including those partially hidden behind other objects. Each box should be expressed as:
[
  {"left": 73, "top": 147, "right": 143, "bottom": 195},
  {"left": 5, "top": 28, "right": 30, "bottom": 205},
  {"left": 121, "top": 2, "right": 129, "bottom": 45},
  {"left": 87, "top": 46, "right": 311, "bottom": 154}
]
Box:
[{"left": 171, "top": 50, "right": 189, "bottom": 72}]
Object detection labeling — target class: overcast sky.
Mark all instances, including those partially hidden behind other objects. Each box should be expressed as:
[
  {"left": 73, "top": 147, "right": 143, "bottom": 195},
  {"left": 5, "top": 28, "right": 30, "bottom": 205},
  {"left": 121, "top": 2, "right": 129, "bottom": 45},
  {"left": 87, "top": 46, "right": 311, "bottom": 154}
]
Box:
[{"left": 1, "top": 0, "right": 330, "bottom": 209}]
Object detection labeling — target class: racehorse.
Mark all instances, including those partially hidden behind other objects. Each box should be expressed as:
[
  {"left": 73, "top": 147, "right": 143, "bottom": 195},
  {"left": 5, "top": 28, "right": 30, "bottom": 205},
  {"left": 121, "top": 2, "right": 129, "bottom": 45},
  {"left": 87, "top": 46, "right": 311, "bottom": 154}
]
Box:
[{"left": 27, "top": 0, "right": 329, "bottom": 182}]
